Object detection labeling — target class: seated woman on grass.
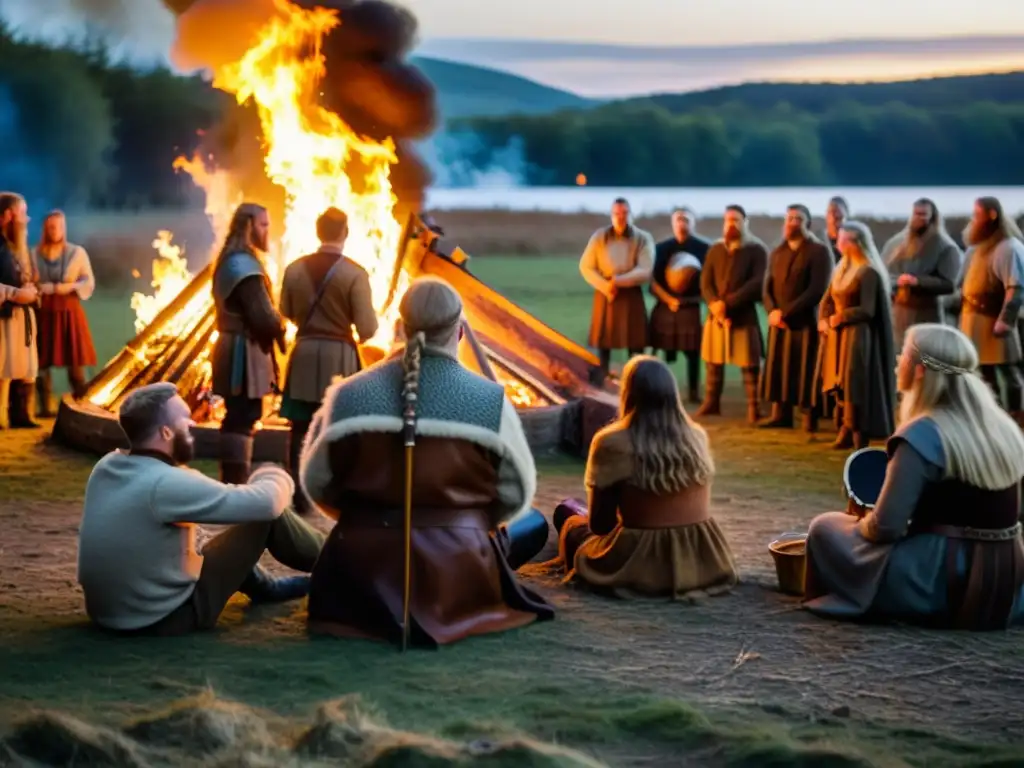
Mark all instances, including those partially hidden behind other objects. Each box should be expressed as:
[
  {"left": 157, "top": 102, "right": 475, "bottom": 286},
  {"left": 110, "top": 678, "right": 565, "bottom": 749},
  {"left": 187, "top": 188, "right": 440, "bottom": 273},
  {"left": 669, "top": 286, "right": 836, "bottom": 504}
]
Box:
[
  {"left": 804, "top": 323, "right": 1024, "bottom": 630},
  {"left": 553, "top": 355, "right": 739, "bottom": 599}
]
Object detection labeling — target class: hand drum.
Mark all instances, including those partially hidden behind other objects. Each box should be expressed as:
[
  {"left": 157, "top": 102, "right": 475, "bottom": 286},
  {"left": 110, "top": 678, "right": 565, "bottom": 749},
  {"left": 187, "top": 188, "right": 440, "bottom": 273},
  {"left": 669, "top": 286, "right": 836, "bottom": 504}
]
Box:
[
  {"left": 843, "top": 447, "right": 888, "bottom": 519},
  {"left": 664, "top": 251, "right": 701, "bottom": 294}
]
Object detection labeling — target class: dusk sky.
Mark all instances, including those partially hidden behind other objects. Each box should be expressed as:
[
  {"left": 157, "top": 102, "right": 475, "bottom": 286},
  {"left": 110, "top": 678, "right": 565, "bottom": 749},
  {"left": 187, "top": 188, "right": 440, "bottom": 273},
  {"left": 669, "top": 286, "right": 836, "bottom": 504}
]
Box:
[{"left": 2, "top": 0, "right": 1024, "bottom": 96}]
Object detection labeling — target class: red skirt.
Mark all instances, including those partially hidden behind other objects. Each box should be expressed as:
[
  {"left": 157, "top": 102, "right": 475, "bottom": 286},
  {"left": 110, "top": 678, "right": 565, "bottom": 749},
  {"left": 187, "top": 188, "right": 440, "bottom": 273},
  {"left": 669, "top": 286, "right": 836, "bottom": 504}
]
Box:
[{"left": 37, "top": 293, "right": 97, "bottom": 368}]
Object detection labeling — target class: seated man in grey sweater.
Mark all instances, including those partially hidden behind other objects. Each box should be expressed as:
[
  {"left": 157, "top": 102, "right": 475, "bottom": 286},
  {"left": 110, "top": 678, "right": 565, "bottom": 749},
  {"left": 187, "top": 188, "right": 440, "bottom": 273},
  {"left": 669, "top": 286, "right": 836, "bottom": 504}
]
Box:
[{"left": 77, "top": 382, "right": 325, "bottom": 635}]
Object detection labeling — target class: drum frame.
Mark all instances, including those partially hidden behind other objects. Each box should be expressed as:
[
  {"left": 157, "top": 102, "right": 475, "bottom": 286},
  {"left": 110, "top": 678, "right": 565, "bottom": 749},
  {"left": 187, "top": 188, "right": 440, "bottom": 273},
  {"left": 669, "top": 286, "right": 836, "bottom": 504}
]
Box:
[{"left": 842, "top": 446, "right": 888, "bottom": 514}]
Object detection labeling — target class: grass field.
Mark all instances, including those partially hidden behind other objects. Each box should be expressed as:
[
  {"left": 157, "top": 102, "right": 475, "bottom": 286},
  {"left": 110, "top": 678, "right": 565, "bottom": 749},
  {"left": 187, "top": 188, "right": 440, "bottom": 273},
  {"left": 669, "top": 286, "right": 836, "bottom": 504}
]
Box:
[{"left": 4, "top": 255, "right": 1024, "bottom": 766}]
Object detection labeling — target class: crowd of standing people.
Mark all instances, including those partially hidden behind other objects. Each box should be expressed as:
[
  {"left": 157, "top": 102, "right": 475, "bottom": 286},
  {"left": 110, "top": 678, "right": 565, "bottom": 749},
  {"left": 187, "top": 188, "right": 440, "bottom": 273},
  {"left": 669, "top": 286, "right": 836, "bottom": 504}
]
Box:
[
  {"left": 0, "top": 192, "right": 98, "bottom": 430},
  {"left": 579, "top": 194, "right": 1024, "bottom": 446}
]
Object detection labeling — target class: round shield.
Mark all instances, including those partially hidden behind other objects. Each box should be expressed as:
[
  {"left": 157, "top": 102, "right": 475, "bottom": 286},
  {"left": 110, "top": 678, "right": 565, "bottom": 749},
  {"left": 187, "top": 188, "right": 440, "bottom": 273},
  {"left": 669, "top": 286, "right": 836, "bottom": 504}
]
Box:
[
  {"left": 665, "top": 251, "right": 700, "bottom": 294},
  {"left": 842, "top": 447, "right": 888, "bottom": 509}
]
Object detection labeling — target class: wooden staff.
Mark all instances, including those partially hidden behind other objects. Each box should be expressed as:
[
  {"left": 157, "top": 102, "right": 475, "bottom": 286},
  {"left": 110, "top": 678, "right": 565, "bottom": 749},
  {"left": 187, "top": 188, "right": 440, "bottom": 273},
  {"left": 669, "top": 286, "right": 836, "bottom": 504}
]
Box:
[{"left": 400, "top": 393, "right": 417, "bottom": 652}]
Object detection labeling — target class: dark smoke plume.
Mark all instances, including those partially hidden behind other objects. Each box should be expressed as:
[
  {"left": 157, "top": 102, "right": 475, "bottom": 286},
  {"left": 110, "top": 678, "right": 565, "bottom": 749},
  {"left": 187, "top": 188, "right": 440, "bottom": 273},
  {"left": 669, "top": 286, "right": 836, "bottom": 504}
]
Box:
[{"left": 163, "top": 0, "right": 437, "bottom": 217}]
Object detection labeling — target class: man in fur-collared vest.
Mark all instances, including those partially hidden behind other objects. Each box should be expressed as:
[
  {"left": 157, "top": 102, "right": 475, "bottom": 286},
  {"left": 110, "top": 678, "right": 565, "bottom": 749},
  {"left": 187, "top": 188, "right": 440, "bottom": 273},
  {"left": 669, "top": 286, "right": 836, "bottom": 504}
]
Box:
[
  {"left": 279, "top": 207, "right": 378, "bottom": 516},
  {"left": 760, "top": 204, "right": 833, "bottom": 433},
  {"left": 300, "top": 277, "right": 554, "bottom": 647},
  {"left": 882, "top": 198, "right": 963, "bottom": 348},
  {"left": 956, "top": 196, "right": 1024, "bottom": 420},
  {"left": 579, "top": 197, "right": 654, "bottom": 378},
  {"left": 210, "top": 203, "right": 287, "bottom": 484},
  {"left": 696, "top": 205, "right": 768, "bottom": 424}
]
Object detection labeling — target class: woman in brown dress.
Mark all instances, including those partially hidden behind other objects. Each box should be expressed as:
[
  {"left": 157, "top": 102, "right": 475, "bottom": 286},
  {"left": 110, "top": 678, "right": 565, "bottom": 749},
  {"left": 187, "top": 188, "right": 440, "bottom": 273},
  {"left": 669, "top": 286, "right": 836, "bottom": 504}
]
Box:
[
  {"left": 552, "top": 355, "right": 738, "bottom": 599},
  {"left": 814, "top": 221, "right": 897, "bottom": 450},
  {"left": 32, "top": 210, "right": 97, "bottom": 413}
]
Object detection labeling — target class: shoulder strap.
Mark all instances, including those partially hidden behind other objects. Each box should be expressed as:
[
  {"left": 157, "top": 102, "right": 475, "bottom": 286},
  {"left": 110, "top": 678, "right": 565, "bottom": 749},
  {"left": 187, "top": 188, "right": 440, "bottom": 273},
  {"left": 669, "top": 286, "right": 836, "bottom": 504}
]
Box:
[{"left": 300, "top": 255, "right": 345, "bottom": 333}]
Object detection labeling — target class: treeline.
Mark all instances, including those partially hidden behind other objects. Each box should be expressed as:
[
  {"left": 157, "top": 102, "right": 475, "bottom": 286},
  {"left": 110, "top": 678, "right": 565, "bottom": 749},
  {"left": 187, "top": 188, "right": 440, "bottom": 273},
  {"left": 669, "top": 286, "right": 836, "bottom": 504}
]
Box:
[
  {"left": 0, "top": 23, "right": 225, "bottom": 209},
  {"left": 455, "top": 93, "right": 1024, "bottom": 187}
]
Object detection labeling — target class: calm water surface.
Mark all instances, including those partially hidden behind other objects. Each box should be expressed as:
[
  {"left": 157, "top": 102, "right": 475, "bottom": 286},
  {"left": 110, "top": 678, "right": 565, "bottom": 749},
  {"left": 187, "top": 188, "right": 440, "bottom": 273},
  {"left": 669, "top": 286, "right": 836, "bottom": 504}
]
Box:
[{"left": 425, "top": 186, "right": 1024, "bottom": 219}]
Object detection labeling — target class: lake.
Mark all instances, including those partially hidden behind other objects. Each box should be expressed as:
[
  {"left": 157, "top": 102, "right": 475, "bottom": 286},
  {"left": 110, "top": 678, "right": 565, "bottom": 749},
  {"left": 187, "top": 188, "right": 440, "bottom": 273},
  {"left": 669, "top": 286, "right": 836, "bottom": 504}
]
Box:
[{"left": 424, "top": 186, "right": 1024, "bottom": 219}]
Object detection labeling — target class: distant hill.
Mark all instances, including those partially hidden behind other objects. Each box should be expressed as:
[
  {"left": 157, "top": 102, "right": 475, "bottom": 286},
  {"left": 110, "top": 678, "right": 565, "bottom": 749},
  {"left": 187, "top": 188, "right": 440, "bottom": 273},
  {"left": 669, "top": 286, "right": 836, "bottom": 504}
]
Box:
[
  {"left": 619, "top": 71, "right": 1024, "bottom": 114},
  {"left": 410, "top": 56, "right": 596, "bottom": 119}
]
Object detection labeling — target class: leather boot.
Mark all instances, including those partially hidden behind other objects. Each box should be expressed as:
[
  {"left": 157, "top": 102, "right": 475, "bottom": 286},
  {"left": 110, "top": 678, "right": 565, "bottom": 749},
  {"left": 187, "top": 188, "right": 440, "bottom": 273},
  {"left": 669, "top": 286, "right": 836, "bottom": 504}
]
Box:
[
  {"left": 694, "top": 364, "right": 723, "bottom": 417},
  {"left": 219, "top": 432, "right": 253, "bottom": 485},
  {"left": 240, "top": 565, "right": 310, "bottom": 604},
  {"left": 288, "top": 421, "right": 312, "bottom": 516},
  {"left": 742, "top": 366, "right": 761, "bottom": 425},
  {"left": 853, "top": 432, "right": 870, "bottom": 450},
  {"left": 498, "top": 508, "right": 551, "bottom": 570},
  {"left": 758, "top": 402, "right": 793, "bottom": 429},
  {"left": 9, "top": 381, "right": 40, "bottom": 429},
  {"left": 36, "top": 370, "right": 55, "bottom": 417},
  {"left": 0, "top": 379, "right": 9, "bottom": 430}
]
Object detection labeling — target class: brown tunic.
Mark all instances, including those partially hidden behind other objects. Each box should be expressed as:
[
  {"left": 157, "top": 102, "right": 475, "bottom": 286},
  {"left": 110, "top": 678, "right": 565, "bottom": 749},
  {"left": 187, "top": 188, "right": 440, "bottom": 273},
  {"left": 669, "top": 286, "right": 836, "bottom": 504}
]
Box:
[
  {"left": 883, "top": 226, "right": 963, "bottom": 347},
  {"left": 958, "top": 236, "right": 1024, "bottom": 365},
  {"left": 700, "top": 237, "right": 767, "bottom": 367},
  {"left": 649, "top": 235, "right": 709, "bottom": 352},
  {"left": 814, "top": 265, "right": 896, "bottom": 438},
  {"left": 559, "top": 426, "right": 738, "bottom": 598},
  {"left": 580, "top": 225, "right": 654, "bottom": 350},
  {"left": 761, "top": 236, "right": 833, "bottom": 407},
  {"left": 279, "top": 248, "right": 378, "bottom": 404}
]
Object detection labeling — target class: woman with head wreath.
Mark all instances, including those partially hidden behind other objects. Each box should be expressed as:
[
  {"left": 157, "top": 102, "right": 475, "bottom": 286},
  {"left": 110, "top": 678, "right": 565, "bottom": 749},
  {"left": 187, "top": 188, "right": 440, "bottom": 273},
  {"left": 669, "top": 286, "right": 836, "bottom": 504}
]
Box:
[
  {"left": 299, "top": 276, "right": 554, "bottom": 647},
  {"left": 812, "top": 221, "right": 897, "bottom": 449},
  {"left": 805, "top": 324, "right": 1024, "bottom": 629},
  {"left": 552, "top": 355, "right": 738, "bottom": 598}
]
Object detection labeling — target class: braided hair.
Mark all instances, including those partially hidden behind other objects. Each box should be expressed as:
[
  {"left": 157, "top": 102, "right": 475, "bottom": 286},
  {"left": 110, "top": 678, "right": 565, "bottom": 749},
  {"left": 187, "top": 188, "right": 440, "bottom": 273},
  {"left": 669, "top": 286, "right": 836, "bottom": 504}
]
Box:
[{"left": 397, "top": 277, "right": 464, "bottom": 428}]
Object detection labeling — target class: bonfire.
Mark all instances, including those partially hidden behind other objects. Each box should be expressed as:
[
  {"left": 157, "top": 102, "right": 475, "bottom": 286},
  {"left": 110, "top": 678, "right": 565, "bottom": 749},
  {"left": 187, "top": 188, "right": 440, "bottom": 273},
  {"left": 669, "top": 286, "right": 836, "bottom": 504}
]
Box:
[{"left": 52, "top": 0, "right": 616, "bottom": 459}]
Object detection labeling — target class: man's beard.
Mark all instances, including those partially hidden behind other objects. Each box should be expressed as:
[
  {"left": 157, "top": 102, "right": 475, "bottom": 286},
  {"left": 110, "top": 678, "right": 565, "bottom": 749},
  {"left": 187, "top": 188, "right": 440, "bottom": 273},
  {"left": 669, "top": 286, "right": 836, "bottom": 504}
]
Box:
[
  {"left": 784, "top": 226, "right": 804, "bottom": 241},
  {"left": 911, "top": 223, "right": 930, "bottom": 238},
  {"left": 968, "top": 219, "right": 998, "bottom": 246},
  {"left": 171, "top": 429, "right": 195, "bottom": 465},
  {"left": 724, "top": 226, "right": 741, "bottom": 242},
  {"left": 2, "top": 221, "right": 28, "bottom": 257}
]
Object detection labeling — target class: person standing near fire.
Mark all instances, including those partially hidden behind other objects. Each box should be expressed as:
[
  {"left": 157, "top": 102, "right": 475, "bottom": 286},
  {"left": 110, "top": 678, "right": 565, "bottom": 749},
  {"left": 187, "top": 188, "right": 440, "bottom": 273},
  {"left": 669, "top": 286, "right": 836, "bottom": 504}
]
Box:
[
  {"left": 579, "top": 197, "right": 654, "bottom": 379},
  {"left": 649, "top": 207, "right": 709, "bottom": 403},
  {"left": 0, "top": 192, "right": 40, "bottom": 430},
  {"left": 760, "top": 204, "right": 833, "bottom": 433},
  {"left": 32, "top": 210, "right": 98, "bottom": 415},
  {"left": 825, "top": 196, "right": 849, "bottom": 264},
  {"left": 210, "top": 203, "right": 287, "bottom": 484},
  {"left": 956, "top": 197, "right": 1024, "bottom": 420},
  {"left": 881, "top": 198, "right": 962, "bottom": 349},
  {"left": 695, "top": 205, "right": 768, "bottom": 424},
  {"left": 279, "top": 207, "right": 378, "bottom": 516}
]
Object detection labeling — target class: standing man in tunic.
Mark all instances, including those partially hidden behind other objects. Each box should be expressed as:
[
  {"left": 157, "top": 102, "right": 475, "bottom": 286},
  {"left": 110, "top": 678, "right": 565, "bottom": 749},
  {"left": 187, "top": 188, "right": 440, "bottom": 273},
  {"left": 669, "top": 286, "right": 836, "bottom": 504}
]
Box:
[
  {"left": 210, "top": 203, "right": 287, "bottom": 484},
  {"left": 649, "top": 207, "right": 709, "bottom": 403},
  {"left": 579, "top": 198, "right": 654, "bottom": 379},
  {"left": 0, "top": 192, "right": 40, "bottom": 430},
  {"left": 760, "top": 204, "right": 833, "bottom": 433},
  {"left": 696, "top": 205, "right": 768, "bottom": 423},
  {"left": 882, "top": 198, "right": 962, "bottom": 348},
  {"left": 957, "top": 197, "right": 1024, "bottom": 419},
  {"left": 825, "top": 196, "right": 849, "bottom": 264},
  {"left": 279, "top": 207, "right": 378, "bottom": 516}
]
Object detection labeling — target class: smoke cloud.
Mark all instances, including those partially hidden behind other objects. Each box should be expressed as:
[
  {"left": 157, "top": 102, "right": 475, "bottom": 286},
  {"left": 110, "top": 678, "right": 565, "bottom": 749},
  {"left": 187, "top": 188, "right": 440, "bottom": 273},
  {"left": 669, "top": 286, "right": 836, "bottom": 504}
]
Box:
[
  {"left": 0, "top": 0, "right": 176, "bottom": 62},
  {"left": 419, "top": 130, "right": 528, "bottom": 188},
  {"left": 0, "top": 88, "right": 55, "bottom": 239}
]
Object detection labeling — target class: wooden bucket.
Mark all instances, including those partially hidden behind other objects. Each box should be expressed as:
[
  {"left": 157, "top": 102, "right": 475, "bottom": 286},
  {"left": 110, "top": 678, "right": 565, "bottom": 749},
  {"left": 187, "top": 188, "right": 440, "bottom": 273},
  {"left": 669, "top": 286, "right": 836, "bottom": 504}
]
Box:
[{"left": 769, "top": 533, "right": 807, "bottom": 596}]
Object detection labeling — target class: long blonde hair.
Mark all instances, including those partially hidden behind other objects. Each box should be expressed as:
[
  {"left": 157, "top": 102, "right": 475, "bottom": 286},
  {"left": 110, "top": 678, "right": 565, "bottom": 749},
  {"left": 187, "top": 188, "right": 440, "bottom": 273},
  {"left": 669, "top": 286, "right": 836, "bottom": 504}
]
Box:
[
  {"left": 618, "top": 356, "right": 714, "bottom": 493},
  {"left": 900, "top": 324, "right": 1024, "bottom": 489},
  {"left": 398, "top": 277, "right": 464, "bottom": 417},
  {"left": 835, "top": 220, "right": 891, "bottom": 296}
]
